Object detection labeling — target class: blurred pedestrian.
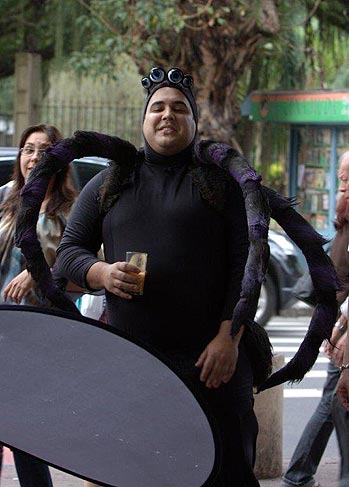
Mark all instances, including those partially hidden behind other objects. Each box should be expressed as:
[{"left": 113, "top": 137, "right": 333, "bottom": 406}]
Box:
[
  {"left": 332, "top": 151, "right": 349, "bottom": 487},
  {"left": 282, "top": 151, "right": 349, "bottom": 487}
]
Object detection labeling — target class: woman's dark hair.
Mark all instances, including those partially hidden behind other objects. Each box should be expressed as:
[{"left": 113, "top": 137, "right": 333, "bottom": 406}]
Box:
[{"left": 1, "top": 124, "right": 76, "bottom": 218}]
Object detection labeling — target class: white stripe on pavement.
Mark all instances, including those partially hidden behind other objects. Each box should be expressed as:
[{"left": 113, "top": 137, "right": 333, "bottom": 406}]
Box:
[
  {"left": 305, "top": 370, "right": 328, "bottom": 378},
  {"left": 285, "top": 356, "right": 329, "bottom": 363},
  {"left": 270, "top": 338, "right": 303, "bottom": 343},
  {"left": 267, "top": 325, "right": 308, "bottom": 331},
  {"left": 284, "top": 389, "right": 323, "bottom": 398},
  {"left": 273, "top": 346, "right": 303, "bottom": 352},
  {"left": 265, "top": 321, "right": 309, "bottom": 331}
]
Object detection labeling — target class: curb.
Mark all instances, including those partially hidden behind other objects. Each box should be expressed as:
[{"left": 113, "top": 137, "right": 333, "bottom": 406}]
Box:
[{"left": 0, "top": 457, "right": 340, "bottom": 487}]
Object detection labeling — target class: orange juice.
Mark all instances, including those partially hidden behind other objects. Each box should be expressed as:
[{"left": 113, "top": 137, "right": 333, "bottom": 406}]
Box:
[
  {"left": 126, "top": 252, "right": 148, "bottom": 295},
  {"left": 129, "top": 271, "right": 146, "bottom": 295}
]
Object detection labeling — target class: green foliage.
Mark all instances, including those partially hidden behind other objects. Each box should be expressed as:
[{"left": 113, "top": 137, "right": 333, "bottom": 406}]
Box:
[
  {"left": 332, "top": 63, "right": 349, "bottom": 89},
  {"left": 1, "top": 0, "right": 349, "bottom": 149},
  {"left": 67, "top": 0, "right": 266, "bottom": 78},
  {"left": 0, "top": 0, "right": 85, "bottom": 77},
  {"left": 303, "top": 17, "right": 349, "bottom": 89},
  {"left": 68, "top": 0, "right": 185, "bottom": 77},
  {"left": 0, "top": 77, "right": 14, "bottom": 114},
  {"left": 255, "top": 160, "right": 285, "bottom": 191}
]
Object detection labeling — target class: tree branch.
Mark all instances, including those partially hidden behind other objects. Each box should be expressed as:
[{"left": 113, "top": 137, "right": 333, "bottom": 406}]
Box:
[
  {"left": 183, "top": 0, "right": 214, "bottom": 20},
  {"left": 305, "top": 0, "right": 323, "bottom": 24},
  {"left": 73, "top": 0, "right": 120, "bottom": 37}
]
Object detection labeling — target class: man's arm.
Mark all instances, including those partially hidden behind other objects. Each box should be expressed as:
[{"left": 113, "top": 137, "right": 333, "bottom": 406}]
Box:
[
  {"left": 195, "top": 181, "right": 249, "bottom": 389},
  {"left": 336, "top": 331, "right": 349, "bottom": 410},
  {"left": 56, "top": 169, "right": 148, "bottom": 300},
  {"left": 56, "top": 172, "right": 106, "bottom": 288},
  {"left": 195, "top": 321, "right": 244, "bottom": 389}
]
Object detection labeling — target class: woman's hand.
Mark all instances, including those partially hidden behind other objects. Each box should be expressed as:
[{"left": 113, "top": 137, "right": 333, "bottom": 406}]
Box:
[
  {"left": 87, "top": 261, "right": 141, "bottom": 299},
  {"left": 195, "top": 321, "right": 244, "bottom": 389},
  {"left": 2, "top": 270, "right": 34, "bottom": 304}
]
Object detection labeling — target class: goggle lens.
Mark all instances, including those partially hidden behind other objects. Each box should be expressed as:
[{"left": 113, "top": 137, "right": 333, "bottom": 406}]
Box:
[
  {"left": 142, "top": 67, "right": 193, "bottom": 91},
  {"left": 182, "top": 75, "right": 193, "bottom": 88},
  {"left": 167, "top": 68, "right": 184, "bottom": 84},
  {"left": 141, "top": 77, "right": 152, "bottom": 89},
  {"left": 149, "top": 67, "right": 165, "bottom": 83}
]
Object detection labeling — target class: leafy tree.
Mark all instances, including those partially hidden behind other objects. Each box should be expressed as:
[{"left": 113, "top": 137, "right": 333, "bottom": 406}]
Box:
[
  {"left": 69, "top": 0, "right": 349, "bottom": 144},
  {"left": 0, "top": 0, "right": 84, "bottom": 78},
  {"left": 1, "top": 0, "right": 348, "bottom": 146},
  {"left": 71, "top": 0, "right": 282, "bottom": 144}
]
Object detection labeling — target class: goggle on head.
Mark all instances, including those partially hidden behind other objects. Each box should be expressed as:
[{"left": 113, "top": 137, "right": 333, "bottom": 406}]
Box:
[{"left": 141, "top": 67, "right": 194, "bottom": 92}]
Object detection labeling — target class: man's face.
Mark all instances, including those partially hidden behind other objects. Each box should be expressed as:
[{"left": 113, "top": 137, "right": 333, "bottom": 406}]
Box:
[
  {"left": 143, "top": 87, "right": 196, "bottom": 156},
  {"left": 338, "top": 153, "right": 349, "bottom": 200}
]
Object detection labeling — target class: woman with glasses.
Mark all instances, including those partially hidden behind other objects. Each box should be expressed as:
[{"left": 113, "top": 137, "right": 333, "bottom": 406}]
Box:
[
  {"left": 0, "top": 123, "right": 76, "bottom": 487},
  {"left": 0, "top": 124, "right": 76, "bottom": 306}
]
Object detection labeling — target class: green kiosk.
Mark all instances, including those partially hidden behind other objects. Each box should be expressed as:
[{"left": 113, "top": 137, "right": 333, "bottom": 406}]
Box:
[{"left": 242, "top": 90, "right": 349, "bottom": 239}]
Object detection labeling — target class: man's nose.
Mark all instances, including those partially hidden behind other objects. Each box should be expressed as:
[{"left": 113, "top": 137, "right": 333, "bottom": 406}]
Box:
[{"left": 162, "top": 107, "right": 175, "bottom": 119}]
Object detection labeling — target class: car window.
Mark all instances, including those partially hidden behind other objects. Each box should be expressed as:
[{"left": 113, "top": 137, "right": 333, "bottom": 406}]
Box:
[
  {"left": 0, "top": 155, "right": 107, "bottom": 193},
  {"left": 71, "top": 160, "right": 107, "bottom": 191},
  {"left": 0, "top": 158, "right": 15, "bottom": 187}
]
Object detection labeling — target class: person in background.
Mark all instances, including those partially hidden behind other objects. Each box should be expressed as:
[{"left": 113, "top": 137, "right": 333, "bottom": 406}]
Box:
[
  {"left": 282, "top": 151, "right": 349, "bottom": 487},
  {"left": 328, "top": 313, "right": 348, "bottom": 487},
  {"left": 0, "top": 123, "right": 76, "bottom": 487},
  {"left": 331, "top": 151, "right": 349, "bottom": 487}
]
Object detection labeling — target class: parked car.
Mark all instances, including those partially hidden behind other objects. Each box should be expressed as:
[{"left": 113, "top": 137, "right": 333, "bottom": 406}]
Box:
[
  {"left": 0, "top": 148, "right": 304, "bottom": 326},
  {"left": 0, "top": 147, "right": 109, "bottom": 191},
  {"left": 256, "top": 230, "right": 304, "bottom": 326}
]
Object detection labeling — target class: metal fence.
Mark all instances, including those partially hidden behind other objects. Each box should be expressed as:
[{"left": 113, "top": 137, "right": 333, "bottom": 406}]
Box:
[
  {"left": 40, "top": 99, "right": 143, "bottom": 146},
  {"left": 0, "top": 101, "right": 144, "bottom": 148}
]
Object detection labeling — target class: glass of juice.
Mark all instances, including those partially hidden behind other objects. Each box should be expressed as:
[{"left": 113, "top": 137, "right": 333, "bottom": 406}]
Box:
[{"left": 126, "top": 252, "right": 148, "bottom": 295}]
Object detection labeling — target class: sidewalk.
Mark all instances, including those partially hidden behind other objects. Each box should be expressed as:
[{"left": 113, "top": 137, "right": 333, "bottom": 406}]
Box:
[
  {"left": 0, "top": 455, "right": 341, "bottom": 486},
  {"left": 259, "top": 457, "right": 340, "bottom": 487}
]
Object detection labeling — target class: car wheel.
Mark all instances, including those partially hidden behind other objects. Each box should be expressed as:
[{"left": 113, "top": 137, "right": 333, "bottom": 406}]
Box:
[{"left": 255, "top": 274, "right": 277, "bottom": 327}]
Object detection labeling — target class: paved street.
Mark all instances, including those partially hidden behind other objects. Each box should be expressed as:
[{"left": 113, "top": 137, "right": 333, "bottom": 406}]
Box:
[{"left": 0, "top": 314, "right": 341, "bottom": 486}]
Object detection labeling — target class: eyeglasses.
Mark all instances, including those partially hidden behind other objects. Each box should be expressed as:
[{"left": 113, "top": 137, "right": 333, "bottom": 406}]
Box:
[
  {"left": 141, "top": 67, "right": 194, "bottom": 91},
  {"left": 19, "top": 147, "right": 47, "bottom": 158}
]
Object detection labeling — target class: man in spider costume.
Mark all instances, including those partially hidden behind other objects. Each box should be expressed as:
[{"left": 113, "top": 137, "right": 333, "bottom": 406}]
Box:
[{"left": 15, "top": 67, "right": 339, "bottom": 487}]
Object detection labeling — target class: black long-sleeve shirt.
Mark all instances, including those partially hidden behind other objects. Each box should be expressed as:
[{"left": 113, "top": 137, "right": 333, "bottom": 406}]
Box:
[{"left": 56, "top": 155, "right": 249, "bottom": 353}]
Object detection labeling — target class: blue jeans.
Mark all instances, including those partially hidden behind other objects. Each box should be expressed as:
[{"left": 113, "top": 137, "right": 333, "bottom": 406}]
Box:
[{"left": 282, "top": 360, "right": 339, "bottom": 487}]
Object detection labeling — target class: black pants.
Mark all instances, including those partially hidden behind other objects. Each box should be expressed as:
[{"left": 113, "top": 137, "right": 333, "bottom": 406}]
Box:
[
  {"left": 171, "top": 343, "right": 260, "bottom": 487},
  {"left": 0, "top": 445, "right": 52, "bottom": 487}
]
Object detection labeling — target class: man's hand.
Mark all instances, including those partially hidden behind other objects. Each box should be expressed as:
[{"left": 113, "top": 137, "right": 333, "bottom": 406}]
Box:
[
  {"left": 87, "top": 261, "right": 142, "bottom": 299},
  {"left": 2, "top": 270, "right": 34, "bottom": 304},
  {"left": 195, "top": 320, "right": 243, "bottom": 389},
  {"left": 329, "top": 332, "right": 347, "bottom": 366},
  {"left": 324, "top": 325, "right": 345, "bottom": 357},
  {"left": 337, "top": 369, "right": 349, "bottom": 411}
]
